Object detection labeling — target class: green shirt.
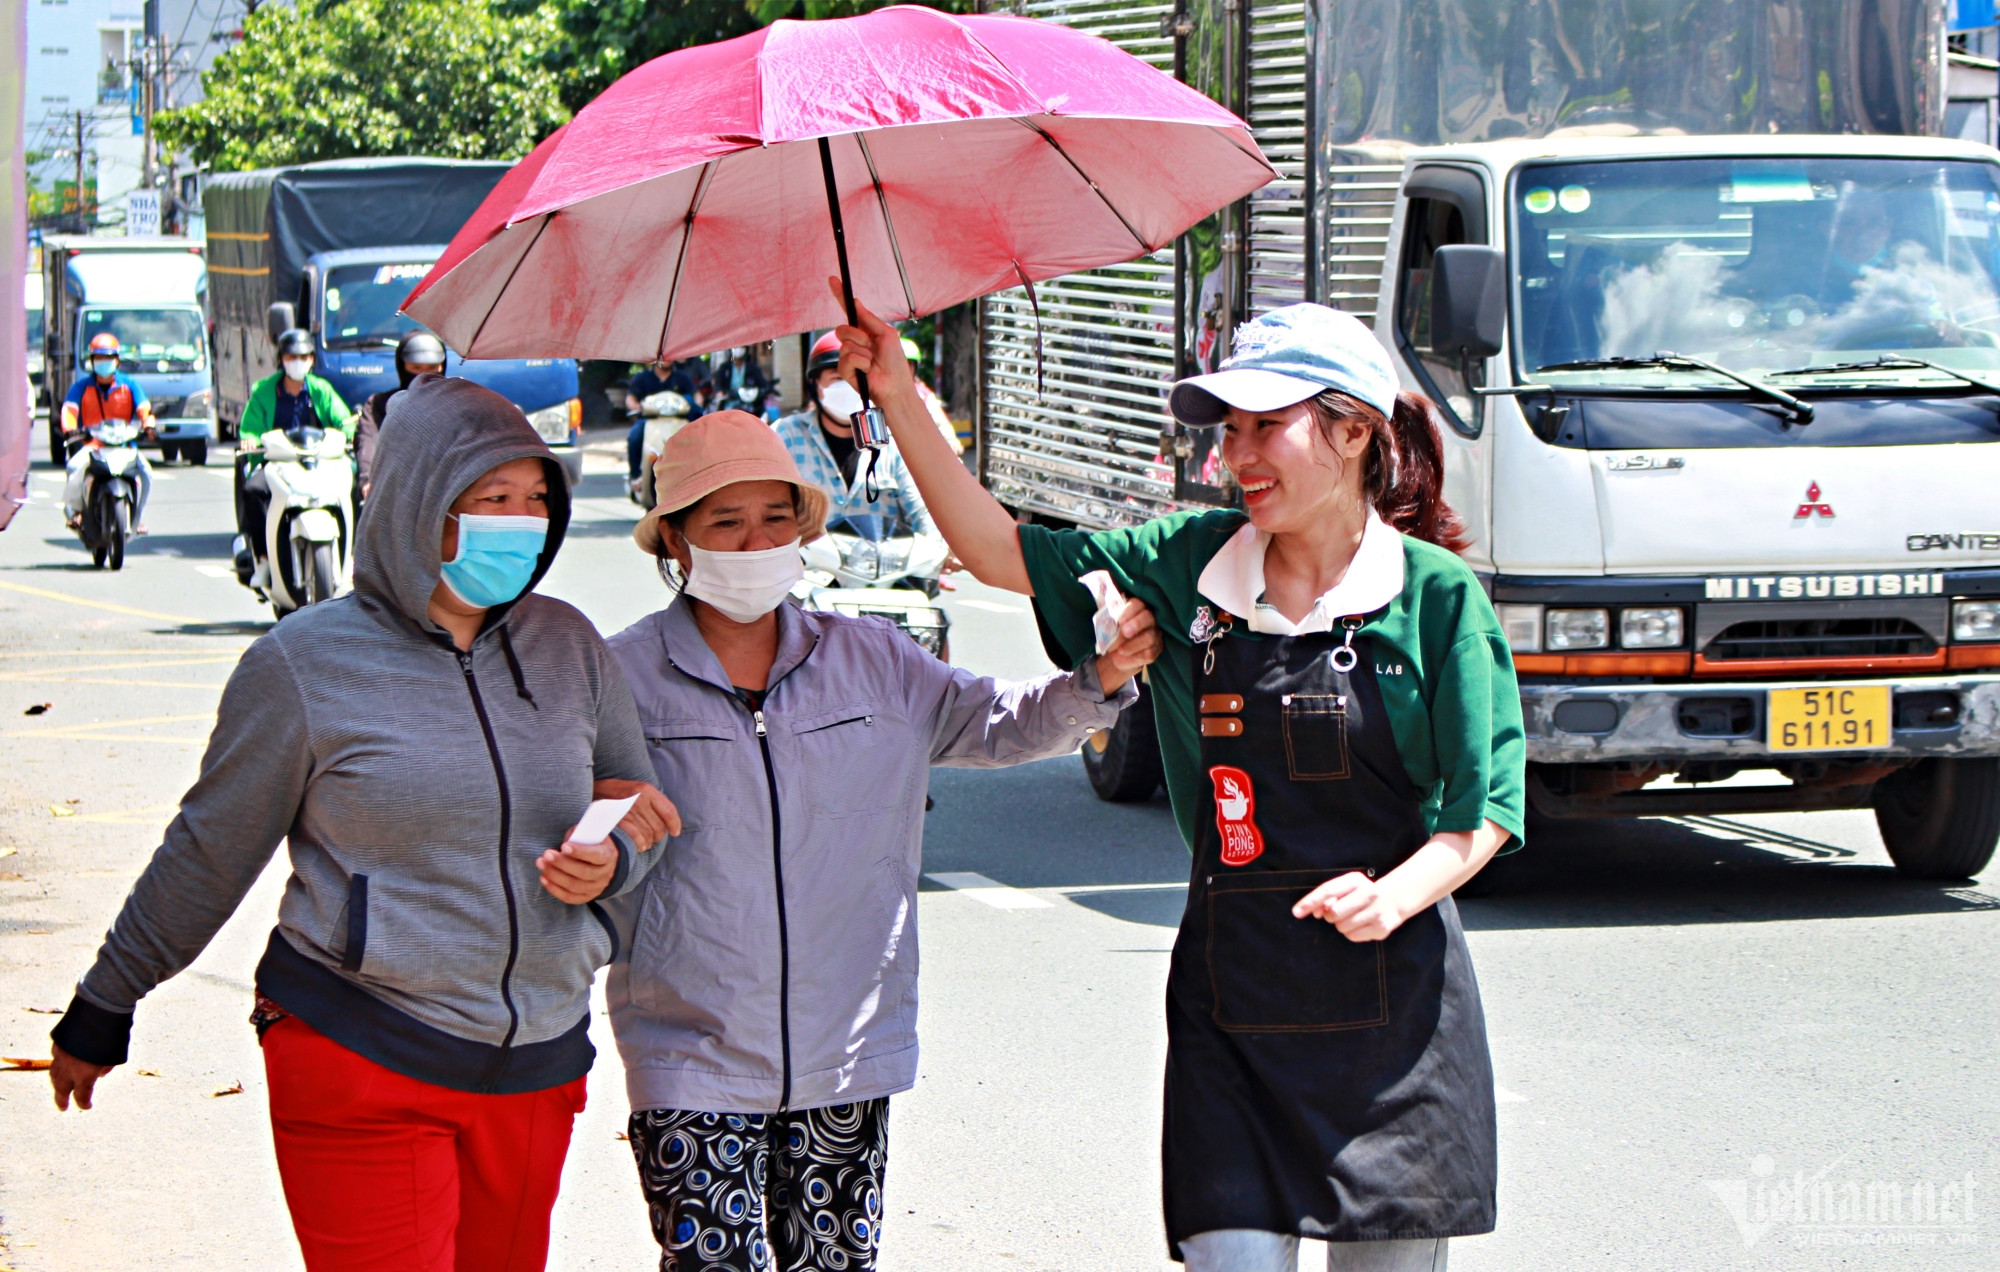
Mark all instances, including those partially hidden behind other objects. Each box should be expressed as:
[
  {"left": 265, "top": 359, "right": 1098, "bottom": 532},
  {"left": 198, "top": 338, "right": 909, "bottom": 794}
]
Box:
[
  {"left": 1019, "top": 510, "right": 1527, "bottom": 853},
  {"left": 239, "top": 373, "right": 354, "bottom": 442}
]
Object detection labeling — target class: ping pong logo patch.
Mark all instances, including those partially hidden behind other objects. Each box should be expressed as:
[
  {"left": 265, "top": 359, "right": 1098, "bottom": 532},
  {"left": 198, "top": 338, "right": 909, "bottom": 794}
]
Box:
[{"left": 1209, "top": 765, "right": 1265, "bottom": 866}]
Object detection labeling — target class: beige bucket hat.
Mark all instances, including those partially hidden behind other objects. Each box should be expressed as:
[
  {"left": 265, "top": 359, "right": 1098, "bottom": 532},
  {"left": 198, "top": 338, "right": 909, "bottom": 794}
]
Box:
[{"left": 632, "top": 409, "right": 830, "bottom": 556}]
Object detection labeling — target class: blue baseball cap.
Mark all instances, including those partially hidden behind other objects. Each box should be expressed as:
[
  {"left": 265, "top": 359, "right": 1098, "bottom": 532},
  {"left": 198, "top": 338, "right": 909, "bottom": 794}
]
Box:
[{"left": 1168, "top": 303, "right": 1399, "bottom": 426}]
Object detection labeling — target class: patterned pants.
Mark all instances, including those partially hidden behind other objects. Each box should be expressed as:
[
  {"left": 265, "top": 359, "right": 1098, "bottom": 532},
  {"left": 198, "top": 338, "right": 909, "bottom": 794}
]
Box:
[{"left": 628, "top": 1100, "right": 889, "bottom": 1272}]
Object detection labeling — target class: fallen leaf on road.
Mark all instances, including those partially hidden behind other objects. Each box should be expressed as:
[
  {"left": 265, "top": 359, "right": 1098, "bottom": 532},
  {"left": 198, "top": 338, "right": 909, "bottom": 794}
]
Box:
[
  {"left": 209, "top": 1081, "right": 243, "bottom": 1098},
  {"left": 23, "top": 703, "right": 51, "bottom": 716},
  {"left": 49, "top": 805, "right": 75, "bottom": 818},
  {"left": 614, "top": 1132, "right": 629, "bottom": 1141},
  {"left": 0, "top": 872, "right": 20, "bottom": 882},
  {"left": 21, "top": 1006, "right": 62, "bottom": 1014},
  {"left": 136, "top": 1068, "right": 161, "bottom": 1077},
  {"left": 1, "top": 1057, "right": 52, "bottom": 1071},
  {"left": 0, "top": 846, "right": 17, "bottom": 857}
]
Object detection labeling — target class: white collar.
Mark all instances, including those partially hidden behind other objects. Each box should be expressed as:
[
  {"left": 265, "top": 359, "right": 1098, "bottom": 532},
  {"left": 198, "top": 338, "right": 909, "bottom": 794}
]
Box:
[{"left": 1196, "top": 510, "right": 1406, "bottom": 636}]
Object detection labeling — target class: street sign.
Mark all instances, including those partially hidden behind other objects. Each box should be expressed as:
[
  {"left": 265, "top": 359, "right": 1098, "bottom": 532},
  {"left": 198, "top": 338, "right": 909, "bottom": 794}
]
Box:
[{"left": 126, "top": 190, "right": 161, "bottom": 237}]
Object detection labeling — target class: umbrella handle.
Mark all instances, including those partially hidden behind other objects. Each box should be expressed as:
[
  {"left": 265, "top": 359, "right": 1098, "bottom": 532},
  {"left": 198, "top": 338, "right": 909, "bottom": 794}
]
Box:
[{"left": 819, "top": 137, "right": 893, "bottom": 452}]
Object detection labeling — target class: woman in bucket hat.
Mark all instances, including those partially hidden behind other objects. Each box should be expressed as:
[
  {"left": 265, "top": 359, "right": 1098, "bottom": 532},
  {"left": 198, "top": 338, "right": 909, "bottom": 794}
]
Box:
[
  {"left": 831, "top": 300, "right": 1526, "bottom": 1272},
  {"left": 601, "top": 410, "right": 1163, "bottom": 1272}
]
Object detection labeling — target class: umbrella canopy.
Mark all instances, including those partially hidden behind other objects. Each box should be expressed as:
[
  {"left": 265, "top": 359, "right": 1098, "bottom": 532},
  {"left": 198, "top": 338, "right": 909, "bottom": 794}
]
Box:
[{"left": 402, "top": 5, "right": 1273, "bottom": 362}]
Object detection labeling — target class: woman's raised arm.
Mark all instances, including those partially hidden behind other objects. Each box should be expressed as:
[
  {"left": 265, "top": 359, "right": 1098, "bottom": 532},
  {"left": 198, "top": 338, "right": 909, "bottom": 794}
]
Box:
[{"left": 830, "top": 285, "right": 1034, "bottom": 594}]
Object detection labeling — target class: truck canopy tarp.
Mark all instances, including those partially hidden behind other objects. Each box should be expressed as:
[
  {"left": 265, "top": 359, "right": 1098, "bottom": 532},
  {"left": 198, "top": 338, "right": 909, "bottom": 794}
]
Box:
[
  {"left": 64, "top": 253, "right": 206, "bottom": 305},
  {"left": 203, "top": 159, "right": 511, "bottom": 327}
]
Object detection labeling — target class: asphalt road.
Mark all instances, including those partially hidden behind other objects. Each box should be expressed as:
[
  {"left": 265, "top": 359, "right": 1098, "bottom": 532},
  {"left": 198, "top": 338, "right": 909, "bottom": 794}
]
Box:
[{"left": 2, "top": 426, "right": 1997, "bottom": 1271}]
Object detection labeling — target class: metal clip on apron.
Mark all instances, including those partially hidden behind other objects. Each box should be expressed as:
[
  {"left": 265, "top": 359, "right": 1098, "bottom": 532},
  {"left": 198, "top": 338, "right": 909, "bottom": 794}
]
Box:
[{"left": 1163, "top": 612, "right": 1497, "bottom": 1251}]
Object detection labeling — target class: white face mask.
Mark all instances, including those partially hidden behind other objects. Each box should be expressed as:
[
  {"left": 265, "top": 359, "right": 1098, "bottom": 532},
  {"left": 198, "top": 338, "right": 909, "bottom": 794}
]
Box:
[
  {"left": 684, "top": 540, "right": 803, "bottom": 624},
  {"left": 283, "top": 358, "right": 313, "bottom": 381},
  {"left": 818, "top": 379, "right": 864, "bottom": 422}
]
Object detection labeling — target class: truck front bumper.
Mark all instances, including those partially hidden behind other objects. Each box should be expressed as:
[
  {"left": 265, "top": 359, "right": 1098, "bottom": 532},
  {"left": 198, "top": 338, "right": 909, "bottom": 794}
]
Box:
[
  {"left": 1522, "top": 674, "right": 2000, "bottom": 763},
  {"left": 150, "top": 418, "right": 214, "bottom": 443}
]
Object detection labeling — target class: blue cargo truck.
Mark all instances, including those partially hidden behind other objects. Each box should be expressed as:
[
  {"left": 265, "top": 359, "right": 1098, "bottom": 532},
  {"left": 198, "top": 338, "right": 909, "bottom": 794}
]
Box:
[{"left": 203, "top": 159, "right": 583, "bottom": 482}]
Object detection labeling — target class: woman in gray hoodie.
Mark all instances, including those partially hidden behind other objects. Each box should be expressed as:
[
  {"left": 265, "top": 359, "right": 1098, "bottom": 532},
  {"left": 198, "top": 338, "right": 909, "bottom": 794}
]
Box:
[
  {"left": 47, "top": 376, "right": 678, "bottom": 1271},
  {"left": 606, "top": 410, "right": 1162, "bottom": 1272}
]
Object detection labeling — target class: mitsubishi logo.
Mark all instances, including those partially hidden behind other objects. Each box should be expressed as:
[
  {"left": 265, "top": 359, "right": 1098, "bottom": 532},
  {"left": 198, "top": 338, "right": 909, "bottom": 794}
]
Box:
[{"left": 1794, "top": 481, "right": 1834, "bottom": 519}]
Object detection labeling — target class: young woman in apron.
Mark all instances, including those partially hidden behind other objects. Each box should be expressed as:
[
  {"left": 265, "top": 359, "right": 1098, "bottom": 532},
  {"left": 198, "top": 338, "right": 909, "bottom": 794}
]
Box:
[{"left": 828, "top": 296, "right": 1526, "bottom": 1270}]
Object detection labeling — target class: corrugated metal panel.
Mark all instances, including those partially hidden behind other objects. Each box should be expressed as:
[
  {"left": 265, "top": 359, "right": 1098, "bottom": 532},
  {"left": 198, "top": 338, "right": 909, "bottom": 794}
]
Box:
[
  {"left": 1245, "top": 0, "right": 1307, "bottom": 313},
  {"left": 1318, "top": 162, "right": 1402, "bottom": 326},
  {"left": 983, "top": 258, "right": 1181, "bottom": 528}
]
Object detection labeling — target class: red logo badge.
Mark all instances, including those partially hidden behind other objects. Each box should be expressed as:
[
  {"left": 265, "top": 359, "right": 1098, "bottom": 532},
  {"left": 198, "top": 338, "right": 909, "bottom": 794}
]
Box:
[
  {"left": 1209, "top": 765, "right": 1265, "bottom": 866},
  {"left": 1794, "top": 481, "right": 1834, "bottom": 520}
]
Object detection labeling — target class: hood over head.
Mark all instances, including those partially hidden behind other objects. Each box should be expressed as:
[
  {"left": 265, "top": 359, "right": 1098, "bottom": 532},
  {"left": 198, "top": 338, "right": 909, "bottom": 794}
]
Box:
[{"left": 355, "top": 375, "right": 571, "bottom": 631}]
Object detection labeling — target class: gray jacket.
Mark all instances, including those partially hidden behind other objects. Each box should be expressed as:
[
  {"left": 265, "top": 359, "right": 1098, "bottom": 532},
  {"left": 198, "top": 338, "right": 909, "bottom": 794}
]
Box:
[
  {"left": 53, "top": 376, "right": 661, "bottom": 1094},
  {"left": 604, "top": 596, "right": 1133, "bottom": 1113}
]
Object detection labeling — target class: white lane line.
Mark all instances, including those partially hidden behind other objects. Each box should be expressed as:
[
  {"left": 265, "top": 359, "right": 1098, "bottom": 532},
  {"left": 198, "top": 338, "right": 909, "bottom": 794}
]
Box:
[
  {"left": 954, "top": 598, "right": 1024, "bottom": 614},
  {"left": 925, "top": 871, "right": 1053, "bottom": 909},
  {"left": 1495, "top": 1085, "right": 1527, "bottom": 1104},
  {"left": 194, "top": 565, "right": 235, "bottom": 578}
]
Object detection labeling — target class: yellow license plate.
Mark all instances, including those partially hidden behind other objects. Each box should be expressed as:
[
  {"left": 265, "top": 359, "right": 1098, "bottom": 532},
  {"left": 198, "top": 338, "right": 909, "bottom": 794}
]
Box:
[{"left": 1767, "top": 686, "right": 1892, "bottom": 751}]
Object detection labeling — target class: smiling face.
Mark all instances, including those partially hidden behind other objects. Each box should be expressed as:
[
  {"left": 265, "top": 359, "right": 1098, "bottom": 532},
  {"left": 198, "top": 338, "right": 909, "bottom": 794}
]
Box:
[
  {"left": 1217, "top": 396, "right": 1373, "bottom": 536},
  {"left": 660, "top": 479, "right": 801, "bottom": 572}
]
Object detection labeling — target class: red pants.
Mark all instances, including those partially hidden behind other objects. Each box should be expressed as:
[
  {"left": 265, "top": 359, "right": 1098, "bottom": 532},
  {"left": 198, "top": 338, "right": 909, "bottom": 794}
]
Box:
[{"left": 262, "top": 1016, "right": 587, "bottom": 1272}]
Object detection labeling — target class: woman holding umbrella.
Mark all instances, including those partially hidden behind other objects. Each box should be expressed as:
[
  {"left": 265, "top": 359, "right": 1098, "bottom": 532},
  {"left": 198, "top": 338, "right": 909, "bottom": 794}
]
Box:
[{"left": 831, "top": 297, "right": 1525, "bottom": 1271}]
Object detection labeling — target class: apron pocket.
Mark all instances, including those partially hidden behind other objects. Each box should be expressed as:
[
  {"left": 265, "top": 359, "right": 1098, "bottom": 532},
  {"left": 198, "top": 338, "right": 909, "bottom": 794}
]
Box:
[
  {"left": 1281, "top": 694, "right": 1349, "bottom": 780},
  {"left": 1205, "top": 868, "right": 1387, "bottom": 1032}
]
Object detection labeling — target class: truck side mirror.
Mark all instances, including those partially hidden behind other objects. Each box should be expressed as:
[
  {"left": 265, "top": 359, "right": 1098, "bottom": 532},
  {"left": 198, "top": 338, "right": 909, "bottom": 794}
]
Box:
[
  {"left": 1429, "top": 245, "right": 1506, "bottom": 360},
  {"left": 266, "top": 302, "right": 296, "bottom": 344}
]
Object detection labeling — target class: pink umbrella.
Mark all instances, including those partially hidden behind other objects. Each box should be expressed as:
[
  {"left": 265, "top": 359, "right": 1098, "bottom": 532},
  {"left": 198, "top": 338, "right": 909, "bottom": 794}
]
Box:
[{"left": 402, "top": 5, "right": 1272, "bottom": 372}]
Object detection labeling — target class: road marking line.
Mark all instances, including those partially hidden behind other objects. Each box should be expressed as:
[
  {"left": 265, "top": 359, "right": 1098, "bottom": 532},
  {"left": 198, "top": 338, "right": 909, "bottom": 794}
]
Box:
[
  {"left": 0, "top": 648, "right": 248, "bottom": 659},
  {"left": 194, "top": 565, "right": 236, "bottom": 578},
  {"left": 12, "top": 712, "right": 216, "bottom": 736},
  {"left": 954, "top": 598, "right": 1025, "bottom": 613},
  {"left": 924, "top": 872, "right": 1053, "bottom": 909},
  {"left": 0, "top": 655, "right": 240, "bottom": 678},
  {"left": 0, "top": 579, "right": 204, "bottom": 624},
  {"left": 1496, "top": 1085, "right": 1528, "bottom": 1104},
  {"left": 0, "top": 677, "right": 228, "bottom": 690},
  {"left": 68, "top": 803, "right": 182, "bottom": 825}
]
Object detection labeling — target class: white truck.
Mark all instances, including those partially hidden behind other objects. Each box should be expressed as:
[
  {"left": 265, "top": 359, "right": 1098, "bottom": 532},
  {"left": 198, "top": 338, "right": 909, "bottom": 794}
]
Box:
[{"left": 978, "top": 0, "right": 2000, "bottom": 877}]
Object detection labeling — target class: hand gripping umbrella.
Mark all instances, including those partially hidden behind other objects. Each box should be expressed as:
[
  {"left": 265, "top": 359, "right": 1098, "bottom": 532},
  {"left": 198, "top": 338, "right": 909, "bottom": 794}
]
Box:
[{"left": 403, "top": 4, "right": 1272, "bottom": 470}]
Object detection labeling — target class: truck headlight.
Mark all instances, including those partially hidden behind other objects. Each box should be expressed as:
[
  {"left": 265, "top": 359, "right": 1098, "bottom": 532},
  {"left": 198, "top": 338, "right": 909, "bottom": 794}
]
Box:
[
  {"left": 524, "top": 402, "right": 574, "bottom": 444},
  {"left": 1619, "top": 607, "right": 1684, "bottom": 649},
  {"left": 1546, "top": 608, "right": 1610, "bottom": 651},
  {"left": 1497, "top": 604, "right": 1543, "bottom": 653},
  {"left": 1953, "top": 600, "right": 2000, "bottom": 643},
  {"left": 183, "top": 388, "right": 213, "bottom": 419}
]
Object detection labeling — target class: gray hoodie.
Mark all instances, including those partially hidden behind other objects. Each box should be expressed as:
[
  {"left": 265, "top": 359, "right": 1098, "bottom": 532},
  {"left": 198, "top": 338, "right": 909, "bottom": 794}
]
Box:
[
  {"left": 604, "top": 596, "right": 1134, "bottom": 1114},
  {"left": 52, "top": 376, "right": 661, "bottom": 1094}
]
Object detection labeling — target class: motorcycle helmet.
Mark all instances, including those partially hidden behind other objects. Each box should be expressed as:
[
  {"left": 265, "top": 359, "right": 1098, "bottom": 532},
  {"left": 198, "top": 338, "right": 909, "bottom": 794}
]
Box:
[
  {"left": 277, "top": 329, "right": 316, "bottom": 358},
  {"left": 87, "top": 332, "right": 122, "bottom": 376},
  {"left": 806, "top": 330, "right": 843, "bottom": 391},
  {"left": 395, "top": 330, "right": 447, "bottom": 389}
]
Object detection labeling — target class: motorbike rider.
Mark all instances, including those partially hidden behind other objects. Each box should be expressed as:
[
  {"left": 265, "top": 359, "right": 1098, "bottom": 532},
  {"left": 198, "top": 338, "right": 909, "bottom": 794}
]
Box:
[
  {"left": 235, "top": 330, "right": 354, "bottom": 583},
  {"left": 355, "top": 329, "right": 446, "bottom": 497},
  {"left": 61, "top": 332, "right": 155, "bottom": 535},
  {"left": 775, "top": 332, "right": 940, "bottom": 547},
  {"left": 716, "top": 344, "right": 772, "bottom": 413},
  {"left": 624, "top": 358, "right": 700, "bottom": 496}
]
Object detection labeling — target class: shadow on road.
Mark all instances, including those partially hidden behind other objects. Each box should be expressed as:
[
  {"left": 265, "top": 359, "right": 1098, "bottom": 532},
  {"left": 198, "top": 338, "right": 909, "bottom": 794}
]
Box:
[{"left": 922, "top": 756, "right": 1999, "bottom": 929}]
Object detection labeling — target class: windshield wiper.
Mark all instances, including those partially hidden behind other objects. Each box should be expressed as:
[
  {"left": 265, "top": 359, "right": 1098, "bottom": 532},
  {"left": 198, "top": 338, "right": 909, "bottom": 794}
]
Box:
[
  {"left": 1535, "top": 352, "right": 1814, "bottom": 422},
  {"left": 321, "top": 337, "right": 399, "bottom": 351},
  {"left": 1767, "top": 355, "right": 2000, "bottom": 398}
]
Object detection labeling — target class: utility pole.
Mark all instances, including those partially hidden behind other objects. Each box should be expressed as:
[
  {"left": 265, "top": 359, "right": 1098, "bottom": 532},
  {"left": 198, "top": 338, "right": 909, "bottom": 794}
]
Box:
[{"left": 74, "top": 110, "right": 87, "bottom": 232}]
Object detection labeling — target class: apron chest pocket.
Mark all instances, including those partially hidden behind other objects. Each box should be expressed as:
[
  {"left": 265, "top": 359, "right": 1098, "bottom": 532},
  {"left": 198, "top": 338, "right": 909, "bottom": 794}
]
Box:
[
  {"left": 1281, "top": 694, "right": 1349, "bottom": 780},
  {"left": 1205, "top": 868, "right": 1387, "bottom": 1032}
]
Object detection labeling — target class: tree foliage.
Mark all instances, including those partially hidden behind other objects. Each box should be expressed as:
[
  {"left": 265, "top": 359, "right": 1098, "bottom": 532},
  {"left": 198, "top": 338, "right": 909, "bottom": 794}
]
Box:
[{"left": 156, "top": 0, "right": 571, "bottom": 170}]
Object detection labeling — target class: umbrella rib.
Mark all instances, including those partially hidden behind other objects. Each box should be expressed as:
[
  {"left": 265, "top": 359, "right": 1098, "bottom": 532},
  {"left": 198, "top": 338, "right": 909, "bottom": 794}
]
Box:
[
  {"left": 657, "top": 162, "right": 718, "bottom": 360},
  {"left": 467, "top": 213, "right": 552, "bottom": 357},
  {"left": 1013, "top": 118, "right": 1152, "bottom": 254},
  {"left": 853, "top": 132, "right": 916, "bottom": 319}
]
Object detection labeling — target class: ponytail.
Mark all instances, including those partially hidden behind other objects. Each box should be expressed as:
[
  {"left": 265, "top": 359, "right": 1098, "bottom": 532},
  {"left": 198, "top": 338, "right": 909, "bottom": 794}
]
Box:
[{"left": 1306, "top": 389, "right": 1470, "bottom": 553}]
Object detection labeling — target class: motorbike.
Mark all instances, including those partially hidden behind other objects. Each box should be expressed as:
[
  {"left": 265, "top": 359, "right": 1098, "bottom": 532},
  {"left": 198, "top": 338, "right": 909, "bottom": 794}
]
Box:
[
  {"left": 797, "top": 512, "right": 951, "bottom": 659},
  {"left": 232, "top": 424, "right": 355, "bottom": 617},
  {"left": 630, "top": 389, "right": 694, "bottom": 510},
  {"left": 71, "top": 418, "right": 145, "bottom": 570}
]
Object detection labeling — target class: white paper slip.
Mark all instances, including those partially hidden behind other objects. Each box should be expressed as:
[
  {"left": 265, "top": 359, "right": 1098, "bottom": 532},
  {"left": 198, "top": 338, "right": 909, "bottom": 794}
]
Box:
[
  {"left": 570, "top": 795, "right": 639, "bottom": 845},
  {"left": 1079, "top": 570, "right": 1127, "bottom": 655}
]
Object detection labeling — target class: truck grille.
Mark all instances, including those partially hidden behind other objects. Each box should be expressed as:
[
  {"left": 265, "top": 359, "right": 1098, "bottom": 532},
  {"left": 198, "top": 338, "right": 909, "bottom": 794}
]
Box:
[
  {"left": 1703, "top": 617, "right": 1935, "bottom": 661},
  {"left": 150, "top": 396, "right": 185, "bottom": 418}
]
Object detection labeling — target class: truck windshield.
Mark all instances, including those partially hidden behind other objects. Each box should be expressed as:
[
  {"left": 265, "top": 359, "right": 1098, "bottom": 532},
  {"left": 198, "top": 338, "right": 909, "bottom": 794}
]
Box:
[
  {"left": 323, "top": 262, "right": 431, "bottom": 348},
  {"left": 81, "top": 308, "right": 205, "bottom": 371},
  {"left": 1513, "top": 157, "right": 2000, "bottom": 388},
  {"left": 27, "top": 307, "right": 43, "bottom": 350}
]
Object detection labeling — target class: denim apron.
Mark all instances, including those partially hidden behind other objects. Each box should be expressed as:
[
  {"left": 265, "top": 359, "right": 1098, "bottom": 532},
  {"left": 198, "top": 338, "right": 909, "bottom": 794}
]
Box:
[{"left": 1161, "top": 615, "right": 1498, "bottom": 1253}]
